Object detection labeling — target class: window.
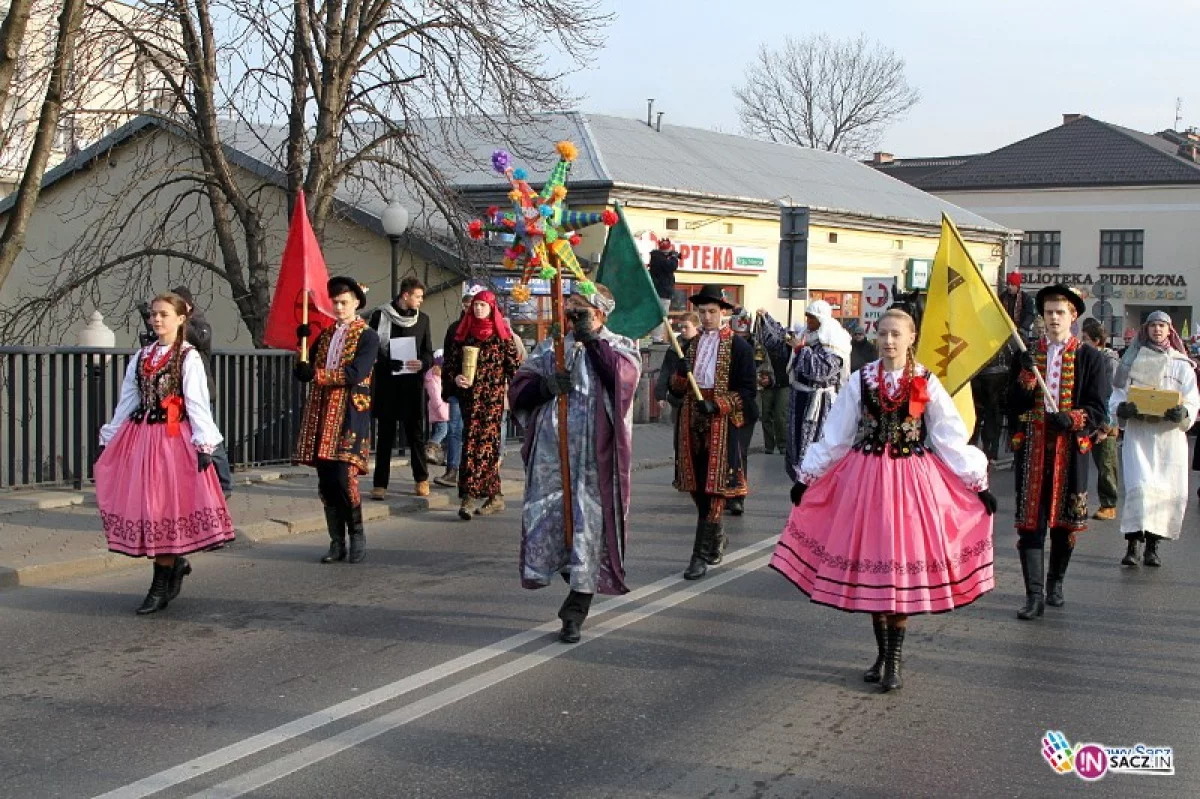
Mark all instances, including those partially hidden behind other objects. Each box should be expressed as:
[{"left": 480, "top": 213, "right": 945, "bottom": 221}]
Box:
[
  {"left": 827, "top": 232, "right": 838, "bottom": 244},
  {"left": 1099, "top": 230, "right": 1143, "bottom": 268},
  {"left": 665, "top": 218, "right": 679, "bottom": 231},
  {"left": 722, "top": 222, "right": 734, "bottom": 235},
  {"left": 52, "top": 116, "right": 74, "bottom": 152},
  {"left": 104, "top": 46, "right": 120, "bottom": 80},
  {"left": 894, "top": 239, "right": 903, "bottom": 250},
  {"left": 1020, "top": 231, "right": 1061, "bottom": 268}
]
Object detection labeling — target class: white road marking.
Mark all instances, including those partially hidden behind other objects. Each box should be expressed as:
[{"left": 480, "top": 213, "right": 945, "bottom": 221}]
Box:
[
  {"left": 188, "top": 553, "right": 773, "bottom": 799},
  {"left": 94, "top": 536, "right": 778, "bottom": 799}
]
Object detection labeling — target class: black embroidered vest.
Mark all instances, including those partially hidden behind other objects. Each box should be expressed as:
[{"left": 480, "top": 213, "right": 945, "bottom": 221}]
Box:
[
  {"left": 129, "top": 349, "right": 189, "bottom": 426},
  {"left": 851, "top": 369, "right": 928, "bottom": 458}
]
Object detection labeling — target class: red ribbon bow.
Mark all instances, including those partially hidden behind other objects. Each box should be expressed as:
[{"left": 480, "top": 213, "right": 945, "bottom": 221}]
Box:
[
  {"left": 909, "top": 375, "right": 930, "bottom": 418},
  {"left": 162, "top": 395, "right": 184, "bottom": 438}
]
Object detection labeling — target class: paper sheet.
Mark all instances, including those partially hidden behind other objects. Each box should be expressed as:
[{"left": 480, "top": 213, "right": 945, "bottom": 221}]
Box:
[{"left": 390, "top": 336, "right": 418, "bottom": 374}]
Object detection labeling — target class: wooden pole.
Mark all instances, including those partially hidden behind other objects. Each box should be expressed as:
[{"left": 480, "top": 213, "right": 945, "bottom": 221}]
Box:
[
  {"left": 300, "top": 290, "right": 310, "bottom": 363},
  {"left": 550, "top": 259, "right": 574, "bottom": 549},
  {"left": 663, "top": 317, "right": 704, "bottom": 402}
]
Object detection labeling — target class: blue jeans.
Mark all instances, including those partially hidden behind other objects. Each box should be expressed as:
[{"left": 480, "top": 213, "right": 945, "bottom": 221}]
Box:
[
  {"left": 446, "top": 397, "right": 463, "bottom": 469},
  {"left": 429, "top": 421, "right": 448, "bottom": 445}
]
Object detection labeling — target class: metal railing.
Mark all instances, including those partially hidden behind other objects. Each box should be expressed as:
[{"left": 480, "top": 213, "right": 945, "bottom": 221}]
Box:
[{"left": 0, "top": 347, "right": 301, "bottom": 490}]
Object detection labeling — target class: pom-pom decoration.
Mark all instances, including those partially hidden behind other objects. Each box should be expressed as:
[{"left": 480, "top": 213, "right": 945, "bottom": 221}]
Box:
[
  {"left": 601, "top": 209, "right": 618, "bottom": 227},
  {"left": 491, "top": 150, "right": 511, "bottom": 174},
  {"left": 569, "top": 233, "right": 582, "bottom": 247},
  {"left": 577, "top": 280, "right": 596, "bottom": 296},
  {"left": 539, "top": 204, "right": 553, "bottom": 218},
  {"left": 486, "top": 205, "right": 499, "bottom": 218},
  {"left": 551, "top": 185, "right": 568, "bottom": 202},
  {"left": 513, "top": 168, "right": 528, "bottom": 181},
  {"left": 511, "top": 284, "right": 532, "bottom": 303},
  {"left": 502, "top": 257, "right": 516, "bottom": 269},
  {"left": 556, "top": 141, "right": 579, "bottom": 162},
  {"left": 539, "top": 266, "right": 557, "bottom": 281},
  {"left": 467, "top": 220, "right": 485, "bottom": 240}
]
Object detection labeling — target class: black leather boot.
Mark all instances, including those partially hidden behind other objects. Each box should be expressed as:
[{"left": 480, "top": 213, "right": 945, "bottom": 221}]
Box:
[
  {"left": 136, "top": 563, "right": 172, "bottom": 615},
  {"left": 683, "top": 520, "right": 707, "bottom": 580},
  {"left": 880, "top": 625, "right": 905, "bottom": 692},
  {"left": 347, "top": 506, "right": 366, "bottom": 563},
  {"left": 557, "top": 591, "right": 593, "bottom": 644},
  {"left": 1121, "top": 536, "right": 1140, "bottom": 567},
  {"left": 167, "top": 556, "right": 192, "bottom": 601},
  {"left": 1143, "top": 535, "right": 1162, "bottom": 567},
  {"left": 1016, "top": 547, "right": 1045, "bottom": 620},
  {"left": 320, "top": 505, "right": 347, "bottom": 563},
  {"left": 863, "top": 615, "right": 887, "bottom": 683},
  {"left": 728, "top": 497, "right": 744, "bottom": 516},
  {"left": 1046, "top": 545, "right": 1072, "bottom": 608},
  {"left": 702, "top": 522, "right": 727, "bottom": 566}
]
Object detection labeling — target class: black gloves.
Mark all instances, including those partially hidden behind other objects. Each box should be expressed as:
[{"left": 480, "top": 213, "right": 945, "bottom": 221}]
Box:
[
  {"left": 665, "top": 393, "right": 684, "bottom": 409},
  {"left": 1018, "top": 350, "right": 1036, "bottom": 372},
  {"left": 296, "top": 323, "right": 312, "bottom": 340},
  {"left": 697, "top": 399, "right": 718, "bottom": 416},
  {"left": 545, "top": 370, "right": 573, "bottom": 396},
  {"left": 197, "top": 452, "right": 213, "bottom": 473},
  {"left": 790, "top": 482, "right": 808, "bottom": 506},
  {"left": 1164, "top": 405, "right": 1187, "bottom": 423},
  {"left": 293, "top": 361, "right": 316, "bottom": 383},
  {"left": 977, "top": 489, "right": 997, "bottom": 516},
  {"left": 675, "top": 358, "right": 691, "bottom": 378},
  {"left": 1046, "top": 411, "right": 1074, "bottom": 431},
  {"left": 1116, "top": 401, "right": 1139, "bottom": 420}
]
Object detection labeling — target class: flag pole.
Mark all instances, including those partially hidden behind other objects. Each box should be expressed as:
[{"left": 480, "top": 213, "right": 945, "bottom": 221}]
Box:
[
  {"left": 300, "top": 291, "right": 309, "bottom": 363},
  {"left": 942, "top": 214, "right": 1058, "bottom": 413},
  {"left": 549, "top": 249, "right": 575, "bottom": 550},
  {"left": 663, "top": 320, "right": 704, "bottom": 402}
]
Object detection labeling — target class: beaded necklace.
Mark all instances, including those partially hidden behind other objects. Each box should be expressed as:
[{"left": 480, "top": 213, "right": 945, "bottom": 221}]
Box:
[
  {"left": 876, "top": 358, "right": 914, "bottom": 414},
  {"left": 142, "top": 341, "right": 174, "bottom": 374}
]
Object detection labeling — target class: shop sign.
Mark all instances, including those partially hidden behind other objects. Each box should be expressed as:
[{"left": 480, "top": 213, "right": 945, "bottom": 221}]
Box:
[
  {"left": 906, "top": 258, "right": 932, "bottom": 291},
  {"left": 1024, "top": 270, "right": 1188, "bottom": 301},
  {"left": 677, "top": 243, "right": 770, "bottom": 274},
  {"left": 861, "top": 277, "right": 895, "bottom": 335}
]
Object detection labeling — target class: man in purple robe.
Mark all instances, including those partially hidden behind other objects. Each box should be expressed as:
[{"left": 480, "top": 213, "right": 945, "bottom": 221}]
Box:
[{"left": 509, "top": 285, "right": 642, "bottom": 643}]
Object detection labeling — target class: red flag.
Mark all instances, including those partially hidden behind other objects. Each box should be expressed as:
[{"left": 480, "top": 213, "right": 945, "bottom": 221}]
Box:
[{"left": 263, "top": 191, "right": 334, "bottom": 350}]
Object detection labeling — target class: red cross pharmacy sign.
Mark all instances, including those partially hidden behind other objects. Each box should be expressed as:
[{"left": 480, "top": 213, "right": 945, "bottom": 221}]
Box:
[{"left": 861, "top": 277, "right": 896, "bottom": 336}]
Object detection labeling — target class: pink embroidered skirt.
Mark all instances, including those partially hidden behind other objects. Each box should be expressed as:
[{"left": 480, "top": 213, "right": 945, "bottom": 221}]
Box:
[
  {"left": 95, "top": 421, "right": 235, "bottom": 558},
  {"left": 770, "top": 450, "right": 994, "bottom": 614}
]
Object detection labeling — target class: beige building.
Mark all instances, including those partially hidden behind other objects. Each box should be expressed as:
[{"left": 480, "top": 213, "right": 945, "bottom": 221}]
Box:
[
  {"left": 0, "top": 0, "right": 179, "bottom": 193},
  {"left": 873, "top": 115, "right": 1200, "bottom": 341}
]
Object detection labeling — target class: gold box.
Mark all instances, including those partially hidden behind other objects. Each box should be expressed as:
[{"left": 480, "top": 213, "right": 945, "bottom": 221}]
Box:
[{"left": 1127, "top": 386, "right": 1182, "bottom": 418}]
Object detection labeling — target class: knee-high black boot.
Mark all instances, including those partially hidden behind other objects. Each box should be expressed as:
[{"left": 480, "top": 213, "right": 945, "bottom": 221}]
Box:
[
  {"left": 683, "top": 520, "right": 707, "bottom": 580},
  {"left": 702, "top": 521, "right": 727, "bottom": 566},
  {"left": 136, "top": 563, "right": 172, "bottom": 615},
  {"left": 1017, "top": 547, "right": 1045, "bottom": 620},
  {"left": 1046, "top": 541, "right": 1073, "bottom": 607},
  {"left": 863, "top": 615, "right": 887, "bottom": 683},
  {"left": 880, "top": 624, "right": 905, "bottom": 692},
  {"left": 347, "top": 506, "right": 366, "bottom": 563},
  {"left": 320, "top": 505, "right": 347, "bottom": 563}
]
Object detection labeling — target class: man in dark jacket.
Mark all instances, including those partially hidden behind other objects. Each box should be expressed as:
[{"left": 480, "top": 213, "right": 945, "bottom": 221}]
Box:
[
  {"left": 172, "top": 285, "right": 232, "bottom": 497},
  {"left": 368, "top": 277, "right": 434, "bottom": 499},
  {"left": 648, "top": 238, "right": 679, "bottom": 343},
  {"left": 1001, "top": 272, "right": 1037, "bottom": 342},
  {"left": 847, "top": 320, "right": 878, "bottom": 374}
]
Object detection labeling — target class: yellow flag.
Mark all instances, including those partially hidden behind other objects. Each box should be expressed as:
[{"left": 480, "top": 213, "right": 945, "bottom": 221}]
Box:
[{"left": 916, "top": 214, "right": 1015, "bottom": 433}]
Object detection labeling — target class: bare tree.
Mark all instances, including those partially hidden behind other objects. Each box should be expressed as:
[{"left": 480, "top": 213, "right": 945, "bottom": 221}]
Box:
[
  {"left": 734, "top": 34, "right": 920, "bottom": 157},
  {"left": 1, "top": 0, "right": 610, "bottom": 346}
]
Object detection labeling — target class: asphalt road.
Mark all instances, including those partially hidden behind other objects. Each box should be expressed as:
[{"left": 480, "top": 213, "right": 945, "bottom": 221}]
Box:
[{"left": 1, "top": 453, "right": 1197, "bottom": 798}]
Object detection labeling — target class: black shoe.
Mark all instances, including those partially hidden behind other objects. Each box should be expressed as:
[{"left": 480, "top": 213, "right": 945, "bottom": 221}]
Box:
[
  {"left": 701, "top": 522, "right": 726, "bottom": 566},
  {"left": 1016, "top": 548, "right": 1045, "bottom": 620},
  {"left": 683, "top": 555, "right": 708, "bottom": 580},
  {"left": 136, "top": 564, "right": 172, "bottom": 615},
  {"left": 1121, "top": 540, "right": 1140, "bottom": 567},
  {"left": 166, "top": 557, "right": 192, "bottom": 601},
  {"left": 863, "top": 616, "right": 887, "bottom": 683},
  {"left": 1143, "top": 536, "right": 1162, "bottom": 567},
  {"left": 347, "top": 506, "right": 366, "bottom": 563},
  {"left": 728, "top": 498, "right": 744, "bottom": 516},
  {"left": 880, "top": 626, "right": 905, "bottom": 692},
  {"left": 559, "top": 620, "right": 582, "bottom": 643},
  {"left": 320, "top": 506, "right": 347, "bottom": 563},
  {"left": 1045, "top": 578, "right": 1064, "bottom": 607}
]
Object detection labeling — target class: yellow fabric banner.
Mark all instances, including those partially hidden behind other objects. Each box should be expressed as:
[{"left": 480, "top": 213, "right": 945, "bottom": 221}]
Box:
[{"left": 916, "top": 214, "right": 1015, "bottom": 432}]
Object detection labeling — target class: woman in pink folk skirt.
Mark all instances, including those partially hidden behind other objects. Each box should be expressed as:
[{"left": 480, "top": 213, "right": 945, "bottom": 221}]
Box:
[
  {"left": 771, "top": 309, "right": 997, "bottom": 692},
  {"left": 94, "top": 293, "right": 234, "bottom": 614}
]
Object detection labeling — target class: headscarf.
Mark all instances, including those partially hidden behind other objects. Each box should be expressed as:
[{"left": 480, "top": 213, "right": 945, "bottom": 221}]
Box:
[
  {"left": 1114, "top": 310, "right": 1189, "bottom": 388},
  {"left": 454, "top": 290, "right": 512, "bottom": 343},
  {"left": 804, "top": 300, "right": 852, "bottom": 362}
]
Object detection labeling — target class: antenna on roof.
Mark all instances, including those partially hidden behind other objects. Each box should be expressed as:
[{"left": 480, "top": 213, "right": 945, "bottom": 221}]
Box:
[
  {"left": 1176, "top": 97, "right": 1184, "bottom": 131},
  {"left": 646, "top": 98, "right": 654, "bottom": 127}
]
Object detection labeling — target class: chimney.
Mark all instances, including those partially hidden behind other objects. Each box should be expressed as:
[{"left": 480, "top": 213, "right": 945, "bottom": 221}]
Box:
[
  {"left": 646, "top": 98, "right": 654, "bottom": 127},
  {"left": 1062, "top": 113, "right": 1084, "bottom": 125},
  {"left": 1178, "top": 143, "right": 1200, "bottom": 163},
  {"left": 872, "top": 152, "right": 894, "bottom": 166},
  {"left": 656, "top": 111, "right": 664, "bottom": 132}
]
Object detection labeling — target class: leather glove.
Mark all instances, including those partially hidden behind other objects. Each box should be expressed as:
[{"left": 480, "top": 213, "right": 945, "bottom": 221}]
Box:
[
  {"left": 1046, "top": 411, "right": 1074, "bottom": 431},
  {"left": 296, "top": 323, "right": 312, "bottom": 340},
  {"left": 197, "top": 451, "right": 213, "bottom": 473},
  {"left": 1164, "top": 405, "right": 1187, "bottom": 423},
  {"left": 1017, "top": 350, "right": 1036, "bottom": 373},
  {"left": 1116, "top": 401, "right": 1139, "bottom": 420},
  {"left": 697, "top": 399, "right": 718, "bottom": 416},
  {"left": 790, "top": 481, "right": 808, "bottom": 506},
  {"left": 977, "top": 489, "right": 997, "bottom": 516},
  {"left": 544, "top": 370, "right": 573, "bottom": 396},
  {"left": 293, "top": 361, "right": 316, "bottom": 383}
]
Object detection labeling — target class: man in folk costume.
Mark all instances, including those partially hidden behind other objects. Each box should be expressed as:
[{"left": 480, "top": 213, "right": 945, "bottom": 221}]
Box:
[
  {"left": 669, "top": 285, "right": 758, "bottom": 580},
  {"left": 1008, "top": 284, "right": 1109, "bottom": 619},
  {"left": 509, "top": 285, "right": 641, "bottom": 643},
  {"left": 294, "top": 276, "right": 381, "bottom": 564},
  {"left": 1110, "top": 311, "right": 1200, "bottom": 567}
]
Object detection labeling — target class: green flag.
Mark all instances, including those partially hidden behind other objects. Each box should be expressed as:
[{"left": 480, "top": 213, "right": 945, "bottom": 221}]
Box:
[{"left": 595, "top": 203, "right": 662, "bottom": 339}]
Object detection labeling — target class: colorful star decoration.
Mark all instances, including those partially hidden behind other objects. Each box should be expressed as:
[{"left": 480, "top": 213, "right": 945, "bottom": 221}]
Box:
[{"left": 467, "top": 141, "right": 617, "bottom": 304}]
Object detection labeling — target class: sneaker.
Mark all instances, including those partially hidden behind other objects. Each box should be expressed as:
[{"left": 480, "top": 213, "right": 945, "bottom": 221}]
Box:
[
  {"left": 415, "top": 481, "right": 430, "bottom": 497},
  {"left": 370, "top": 487, "right": 387, "bottom": 501},
  {"left": 458, "top": 497, "right": 476, "bottom": 520},
  {"left": 425, "top": 443, "right": 444, "bottom": 466},
  {"left": 477, "top": 495, "right": 506, "bottom": 516},
  {"left": 1092, "top": 507, "right": 1117, "bottom": 520}
]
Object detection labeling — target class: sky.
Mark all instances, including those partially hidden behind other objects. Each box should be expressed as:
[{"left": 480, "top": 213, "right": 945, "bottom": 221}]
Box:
[{"left": 555, "top": 0, "right": 1199, "bottom": 157}]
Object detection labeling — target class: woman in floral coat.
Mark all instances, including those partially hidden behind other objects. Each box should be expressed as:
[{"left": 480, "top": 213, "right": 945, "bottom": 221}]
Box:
[{"left": 444, "top": 290, "right": 522, "bottom": 519}]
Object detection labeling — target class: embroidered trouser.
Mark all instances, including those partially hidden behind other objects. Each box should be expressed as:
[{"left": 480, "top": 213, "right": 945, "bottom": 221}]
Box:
[
  {"left": 316, "top": 460, "right": 360, "bottom": 511},
  {"left": 1018, "top": 460, "right": 1075, "bottom": 582},
  {"left": 687, "top": 412, "right": 726, "bottom": 522}
]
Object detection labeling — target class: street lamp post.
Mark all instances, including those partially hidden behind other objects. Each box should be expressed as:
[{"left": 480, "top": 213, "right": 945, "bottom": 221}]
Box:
[{"left": 381, "top": 199, "right": 410, "bottom": 298}]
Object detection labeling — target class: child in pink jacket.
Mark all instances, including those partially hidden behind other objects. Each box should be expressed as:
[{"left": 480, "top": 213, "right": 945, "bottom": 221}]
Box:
[{"left": 425, "top": 349, "right": 451, "bottom": 465}]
